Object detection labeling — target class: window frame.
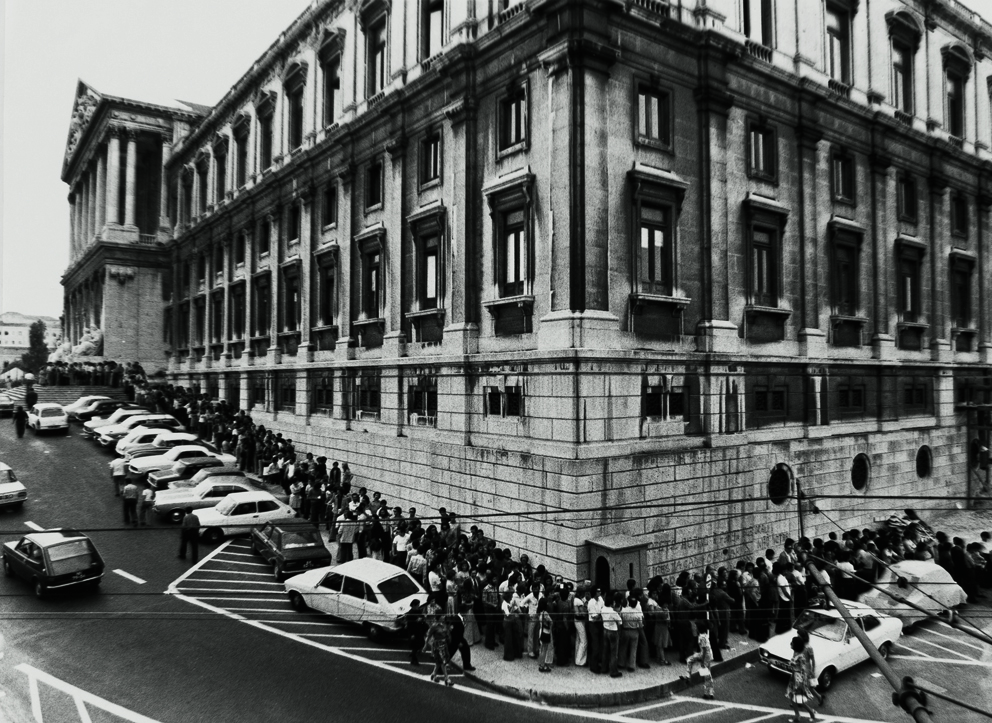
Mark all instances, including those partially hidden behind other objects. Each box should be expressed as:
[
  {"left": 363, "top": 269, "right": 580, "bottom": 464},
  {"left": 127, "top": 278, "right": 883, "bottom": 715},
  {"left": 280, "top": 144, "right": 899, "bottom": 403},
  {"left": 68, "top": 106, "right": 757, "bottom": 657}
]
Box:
[
  {"left": 366, "top": 159, "right": 384, "bottom": 211},
  {"left": 896, "top": 171, "right": 918, "bottom": 223},
  {"left": 950, "top": 191, "right": 968, "bottom": 237},
  {"left": 497, "top": 82, "right": 528, "bottom": 157},
  {"left": 629, "top": 168, "right": 687, "bottom": 300},
  {"left": 258, "top": 110, "right": 274, "bottom": 171},
  {"left": 825, "top": 2, "right": 852, "bottom": 85},
  {"left": 891, "top": 38, "right": 914, "bottom": 115},
  {"left": 274, "top": 370, "right": 297, "bottom": 413},
  {"left": 408, "top": 375, "right": 438, "bottom": 423},
  {"left": 742, "top": 0, "right": 775, "bottom": 48},
  {"left": 313, "top": 248, "right": 338, "bottom": 328},
  {"left": 252, "top": 274, "right": 271, "bottom": 337},
  {"left": 366, "top": 17, "right": 388, "bottom": 99},
  {"left": 421, "top": 0, "right": 445, "bottom": 61},
  {"left": 213, "top": 139, "right": 228, "bottom": 203},
  {"left": 746, "top": 119, "right": 777, "bottom": 182},
  {"left": 310, "top": 369, "right": 334, "bottom": 415},
  {"left": 233, "top": 116, "right": 250, "bottom": 189},
  {"left": 228, "top": 282, "right": 246, "bottom": 341},
  {"left": 949, "top": 253, "right": 975, "bottom": 329},
  {"left": 945, "top": 68, "right": 966, "bottom": 139},
  {"left": 483, "top": 383, "right": 524, "bottom": 419},
  {"left": 634, "top": 81, "right": 673, "bottom": 152},
  {"left": 354, "top": 369, "right": 382, "bottom": 416},
  {"left": 829, "top": 228, "right": 862, "bottom": 317},
  {"left": 419, "top": 130, "right": 442, "bottom": 188},
  {"left": 831, "top": 148, "right": 856, "bottom": 204},
  {"left": 281, "top": 264, "right": 301, "bottom": 333},
  {"left": 321, "top": 183, "right": 338, "bottom": 229},
  {"left": 895, "top": 238, "right": 926, "bottom": 324}
]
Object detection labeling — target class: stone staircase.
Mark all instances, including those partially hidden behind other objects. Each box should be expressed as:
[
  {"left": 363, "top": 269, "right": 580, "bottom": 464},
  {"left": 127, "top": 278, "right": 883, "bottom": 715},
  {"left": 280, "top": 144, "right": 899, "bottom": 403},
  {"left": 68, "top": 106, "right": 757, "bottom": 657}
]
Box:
[{"left": 4, "top": 385, "right": 129, "bottom": 407}]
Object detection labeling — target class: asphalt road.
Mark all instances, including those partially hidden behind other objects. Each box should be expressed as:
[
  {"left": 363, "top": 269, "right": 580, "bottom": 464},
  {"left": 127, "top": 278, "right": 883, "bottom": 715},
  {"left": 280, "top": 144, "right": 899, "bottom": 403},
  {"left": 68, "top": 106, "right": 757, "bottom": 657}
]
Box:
[{"left": 3, "top": 420, "right": 991, "bottom": 723}]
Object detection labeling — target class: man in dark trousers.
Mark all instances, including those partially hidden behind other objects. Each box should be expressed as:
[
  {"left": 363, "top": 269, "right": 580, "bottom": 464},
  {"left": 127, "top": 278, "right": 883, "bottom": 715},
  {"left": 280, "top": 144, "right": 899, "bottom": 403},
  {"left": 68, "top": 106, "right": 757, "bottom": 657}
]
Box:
[
  {"left": 447, "top": 609, "right": 476, "bottom": 672},
  {"left": 179, "top": 507, "right": 200, "bottom": 563},
  {"left": 121, "top": 480, "right": 140, "bottom": 527},
  {"left": 406, "top": 599, "right": 426, "bottom": 666}
]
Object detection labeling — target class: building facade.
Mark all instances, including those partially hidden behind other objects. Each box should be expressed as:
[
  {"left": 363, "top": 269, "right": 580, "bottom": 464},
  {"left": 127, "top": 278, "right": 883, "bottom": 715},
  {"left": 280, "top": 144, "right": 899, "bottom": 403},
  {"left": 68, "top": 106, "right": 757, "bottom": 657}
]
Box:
[
  {"left": 63, "top": 0, "right": 992, "bottom": 587},
  {"left": 0, "top": 312, "right": 59, "bottom": 366}
]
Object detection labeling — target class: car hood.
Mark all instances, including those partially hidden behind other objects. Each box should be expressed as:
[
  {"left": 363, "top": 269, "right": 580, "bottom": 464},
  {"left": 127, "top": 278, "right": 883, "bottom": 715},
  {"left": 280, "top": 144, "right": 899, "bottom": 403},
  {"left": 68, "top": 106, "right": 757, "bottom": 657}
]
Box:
[
  {"left": 130, "top": 455, "right": 177, "bottom": 471},
  {"left": 193, "top": 507, "right": 229, "bottom": 526},
  {"left": 153, "top": 489, "right": 198, "bottom": 506},
  {"left": 284, "top": 568, "right": 329, "bottom": 592},
  {"left": 0, "top": 480, "right": 26, "bottom": 494}
]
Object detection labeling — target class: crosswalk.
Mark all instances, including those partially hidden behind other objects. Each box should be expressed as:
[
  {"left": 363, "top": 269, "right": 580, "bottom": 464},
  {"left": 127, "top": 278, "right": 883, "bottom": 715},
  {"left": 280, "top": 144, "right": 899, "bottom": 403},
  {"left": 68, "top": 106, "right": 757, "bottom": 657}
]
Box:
[{"left": 166, "top": 539, "right": 463, "bottom": 679}]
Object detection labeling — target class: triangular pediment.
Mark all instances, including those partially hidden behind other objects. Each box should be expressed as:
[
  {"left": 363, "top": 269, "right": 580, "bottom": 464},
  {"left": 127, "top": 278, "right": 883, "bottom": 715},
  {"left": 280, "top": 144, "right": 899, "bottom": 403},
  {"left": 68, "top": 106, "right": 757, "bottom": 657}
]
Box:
[{"left": 63, "top": 80, "right": 103, "bottom": 174}]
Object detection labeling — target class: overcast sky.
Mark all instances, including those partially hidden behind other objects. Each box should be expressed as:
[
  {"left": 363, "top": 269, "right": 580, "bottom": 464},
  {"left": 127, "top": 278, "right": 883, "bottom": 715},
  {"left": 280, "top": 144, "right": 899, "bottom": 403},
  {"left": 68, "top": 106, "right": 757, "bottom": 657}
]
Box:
[{"left": 1, "top": 0, "right": 313, "bottom": 320}]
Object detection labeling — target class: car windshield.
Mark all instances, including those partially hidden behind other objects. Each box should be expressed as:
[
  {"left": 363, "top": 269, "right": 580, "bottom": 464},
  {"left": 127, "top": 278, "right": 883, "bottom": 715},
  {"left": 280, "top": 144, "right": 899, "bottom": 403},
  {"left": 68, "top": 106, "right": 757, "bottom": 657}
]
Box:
[
  {"left": 47, "top": 540, "right": 96, "bottom": 576},
  {"left": 377, "top": 574, "right": 420, "bottom": 604},
  {"left": 794, "top": 610, "right": 847, "bottom": 642},
  {"left": 0, "top": 469, "right": 16, "bottom": 482},
  {"left": 215, "top": 498, "right": 237, "bottom": 515},
  {"left": 282, "top": 531, "right": 323, "bottom": 549}
]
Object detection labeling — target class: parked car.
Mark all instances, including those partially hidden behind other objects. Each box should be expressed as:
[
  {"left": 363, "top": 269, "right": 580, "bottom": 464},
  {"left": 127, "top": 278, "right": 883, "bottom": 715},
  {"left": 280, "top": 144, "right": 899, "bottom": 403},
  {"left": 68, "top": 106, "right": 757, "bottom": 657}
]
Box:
[
  {"left": 169, "top": 466, "right": 247, "bottom": 490},
  {"left": 63, "top": 395, "right": 110, "bottom": 418},
  {"left": 127, "top": 445, "right": 236, "bottom": 480},
  {"left": 0, "top": 462, "right": 27, "bottom": 510},
  {"left": 2, "top": 528, "right": 105, "bottom": 598},
  {"left": 0, "top": 392, "right": 16, "bottom": 417},
  {"left": 116, "top": 428, "right": 184, "bottom": 457},
  {"left": 97, "top": 413, "right": 183, "bottom": 447},
  {"left": 147, "top": 457, "right": 226, "bottom": 490},
  {"left": 75, "top": 400, "right": 141, "bottom": 423},
  {"left": 27, "top": 403, "right": 69, "bottom": 433},
  {"left": 82, "top": 406, "right": 150, "bottom": 437},
  {"left": 122, "top": 434, "right": 215, "bottom": 461},
  {"left": 858, "top": 560, "right": 968, "bottom": 626},
  {"left": 153, "top": 478, "right": 255, "bottom": 522},
  {"left": 251, "top": 523, "right": 333, "bottom": 581},
  {"left": 195, "top": 491, "right": 295, "bottom": 543},
  {"left": 285, "top": 558, "right": 429, "bottom": 641},
  {"left": 759, "top": 602, "right": 903, "bottom": 690}
]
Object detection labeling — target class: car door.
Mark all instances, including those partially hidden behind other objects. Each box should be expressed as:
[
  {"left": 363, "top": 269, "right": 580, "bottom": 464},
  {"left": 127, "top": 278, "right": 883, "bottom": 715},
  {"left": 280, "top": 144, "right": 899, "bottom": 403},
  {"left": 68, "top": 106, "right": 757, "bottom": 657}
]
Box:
[
  {"left": 256, "top": 499, "right": 289, "bottom": 524},
  {"left": 363, "top": 583, "right": 385, "bottom": 626},
  {"left": 254, "top": 524, "right": 274, "bottom": 562},
  {"left": 12, "top": 540, "right": 45, "bottom": 582},
  {"left": 861, "top": 615, "right": 887, "bottom": 648},
  {"left": 836, "top": 620, "right": 866, "bottom": 672},
  {"left": 311, "top": 571, "right": 343, "bottom": 615},
  {"left": 338, "top": 576, "right": 367, "bottom": 625},
  {"left": 225, "top": 501, "right": 259, "bottom": 533}
]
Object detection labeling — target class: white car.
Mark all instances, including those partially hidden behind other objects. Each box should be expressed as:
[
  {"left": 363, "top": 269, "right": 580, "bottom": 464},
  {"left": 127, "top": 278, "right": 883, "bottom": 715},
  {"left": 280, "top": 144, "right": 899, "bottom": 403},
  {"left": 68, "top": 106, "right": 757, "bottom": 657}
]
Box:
[
  {"left": 0, "top": 462, "right": 27, "bottom": 510},
  {"left": 63, "top": 395, "right": 110, "bottom": 417},
  {"left": 116, "top": 428, "right": 183, "bottom": 456},
  {"left": 127, "top": 445, "right": 237, "bottom": 479},
  {"left": 153, "top": 478, "right": 254, "bottom": 522},
  {"left": 121, "top": 432, "right": 206, "bottom": 460},
  {"left": 759, "top": 602, "right": 903, "bottom": 690},
  {"left": 285, "top": 558, "right": 429, "bottom": 641},
  {"left": 859, "top": 560, "right": 967, "bottom": 626},
  {"left": 83, "top": 407, "right": 153, "bottom": 438},
  {"left": 26, "top": 403, "right": 69, "bottom": 433},
  {"left": 194, "top": 491, "right": 295, "bottom": 542},
  {"left": 97, "top": 413, "right": 182, "bottom": 447}
]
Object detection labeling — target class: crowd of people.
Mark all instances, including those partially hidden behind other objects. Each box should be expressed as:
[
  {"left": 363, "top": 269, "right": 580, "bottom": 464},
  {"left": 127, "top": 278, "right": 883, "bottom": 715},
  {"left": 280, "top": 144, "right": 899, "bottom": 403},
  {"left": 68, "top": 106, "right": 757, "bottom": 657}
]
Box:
[
  {"left": 60, "top": 373, "right": 992, "bottom": 703},
  {"left": 36, "top": 360, "right": 147, "bottom": 388}
]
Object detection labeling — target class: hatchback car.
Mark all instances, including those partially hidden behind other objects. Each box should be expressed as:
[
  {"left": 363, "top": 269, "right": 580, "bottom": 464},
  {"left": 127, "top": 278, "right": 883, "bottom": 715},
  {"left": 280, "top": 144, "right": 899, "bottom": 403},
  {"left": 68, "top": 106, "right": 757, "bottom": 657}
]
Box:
[
  {"left": 27, "top": 403, "right": 69, "bottom": 433},
  {"left": 153, "top": 478, "right": 254, "bottom": 522},
  {"left": 195, "top": 491, "right": 295, "bottom": 542},
  {"left": 285, "top": 558, "right": 429, "bottom": 641},
  {"left": 147, "top": 457, "right": 226, "bottom": 490},
  {"left": 2, "top": 528, "right": 105, "bottom": 598},
  {"left": 169, "top": 467, "right": 247, "bottom": 490},
  {"left": 251, "top": 523, "right": 333, "bottom": 581},
  {"left": 75, "top": 400, "right": 141, "bottom": 423},
  {"left": 0, "top": 462, "right": 27, "bottom": 511},
  {"left": 63, "top": 395, "right": 110, "bottom": 417},
  {"left": 859, "top": 560, "right": 967, "bottom": 626},
  {"left": 759, "top": 602, "right": 903, "bottom": 690}
]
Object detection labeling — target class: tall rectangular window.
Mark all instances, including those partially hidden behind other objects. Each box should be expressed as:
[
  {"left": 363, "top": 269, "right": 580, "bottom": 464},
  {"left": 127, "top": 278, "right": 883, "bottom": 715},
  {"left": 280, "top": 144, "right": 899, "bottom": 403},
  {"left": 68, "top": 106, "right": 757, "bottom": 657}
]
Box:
[
  {"left": 311, "top": 370, "right": 334, "bottom": 415},
  {"left": 636, "top": 86, "right": 671, "bottom": 146},
  {"left": 229, "top": 285, "right": 245, "bottom": 340},
  {"left": 235, "top": 235, "right": 246, "bottom": 266},
  {"left": 318, "top": 262, "right": 335, "bottom": 326},
  {"left": 253, "top": 277, "right": 270, "bottom": 336},
  {"left": 182, "top": 177, "right": 193, "bottom": 225},
  {"left": 639, "top": 205, "right": 670, "bottom": 295},
  {"left": 742, "top": 0, "right": 774, "bottom": 46},
  {"left": 898, "top": 254, "right": 921, "bottom": 323},
  {"left": 831, "top": 235, "right": 860, "bottom": 316},
  {"left": 946, "top": 71, "right": 965, "bottom": 138},
  {"left": 498, "top": 87, "right": 527, "bottom": 151},
  {"left": 420, "top": 132, "right": 441, "bottom": 185},
  {"left": 322, "top": 184, "right": 337, "bottom": 227},
  {"left": 259, "top": 113, "right": 273, "bottom": 170},
  {"left": 366, "top": 161, "right": 383, "bottom": 209},
  {"left": 951, "top": 265, "right": 971, "bottom": 328},
  {"left": 951, "top": 192, "right": 968, "bottom": 236},
  {"left": 499, "top": 209, "right": 526, "bottom": 297},
  {"left": 419, "top": 236, "right": 439, "bottom": 309},
  {"left": 355, "top": 371, "right": 381, "bottom": 415},
  {"left": 211, "top": 292, "right": 223, "bottom": 343},
  {"left": 197, "top": 162, "right": 209, "bottom": 214},
  {"left": 214, "top": 147, "right": 227, "bottom": 202},
  {"left": 288, "top": 87, "right": 304, "bottom": 151},
  {"left": 367, "top": 20, "right": 387, "bottom": 97},
  {"left": 258, "top": 220, "right": 271, "bottom": 256},
  {"left": 892, "top": 41, "right": 913, "bottom": 114},
  {"left": 288, "top": 204, "right": 301, "bottom": 242},
  {"left": 408, "top": 378, "right": 438, "bottom": 423},
  {"left": 831, "top": 150, "right": 855, "bottom": 203},
  {"left": 323, "top": 58, "right": 340, "bottom": 126},
  {"left": 826, "top": 4, "right": 851, "bottom": 84},
  {"left": 194, "top": 299, "right": 206, "bottom": 347},
  {"left": 235, "top": 132, "right": 249, "bottom": 187},
  {"left": 364, "top": 251, "right": 382, "bottom": 318},
  {"left": 751, "top": 228, "right": 777, "bottom": 307},
  {"left": 422, "top": 0, "right": 444, "bottom": 59},
  {"left": 748, "top": 122, "right": 776, "bottom": 180},
  {"left": 283, "top": 271, "right": 300, "bottom": 332},
  {"left": 897, "top": 172, "right": 918, "bottom": 222}
]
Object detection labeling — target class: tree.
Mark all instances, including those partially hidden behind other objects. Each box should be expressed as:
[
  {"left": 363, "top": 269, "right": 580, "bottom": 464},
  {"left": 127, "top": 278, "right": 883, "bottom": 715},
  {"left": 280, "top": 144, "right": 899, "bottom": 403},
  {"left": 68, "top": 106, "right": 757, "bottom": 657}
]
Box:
[{"left": 20, "top": 320, "right": 50, "bottom": 373}]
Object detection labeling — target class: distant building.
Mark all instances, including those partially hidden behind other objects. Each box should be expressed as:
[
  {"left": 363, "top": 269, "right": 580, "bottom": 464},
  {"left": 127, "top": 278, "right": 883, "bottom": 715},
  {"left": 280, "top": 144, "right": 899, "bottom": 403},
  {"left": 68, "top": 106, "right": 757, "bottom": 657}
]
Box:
[
  {"left": 0, "top": 312, "right": 59, "bottom": 366},
  {"left": 62, "top": 0, "right": 992, "bottom": 587}
]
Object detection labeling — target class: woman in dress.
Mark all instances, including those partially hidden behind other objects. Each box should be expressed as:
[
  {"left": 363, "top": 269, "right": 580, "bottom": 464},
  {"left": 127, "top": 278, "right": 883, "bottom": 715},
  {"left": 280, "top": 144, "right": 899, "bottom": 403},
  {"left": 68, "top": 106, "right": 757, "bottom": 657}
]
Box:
[
  {"left": 537, "top": 597, "right": 554, "bottom": 672},
  {"left": 427, "top": 612, "right": 454, "bottom": 686},
  {"left": 787, "top": 635, "right": 819, "bottom": 722},
  {"left": 683, "top": 620, "right": 715, "bottom": 699},
  {"left": 649, "top": 586, "right": 673, "bottom": 665}
]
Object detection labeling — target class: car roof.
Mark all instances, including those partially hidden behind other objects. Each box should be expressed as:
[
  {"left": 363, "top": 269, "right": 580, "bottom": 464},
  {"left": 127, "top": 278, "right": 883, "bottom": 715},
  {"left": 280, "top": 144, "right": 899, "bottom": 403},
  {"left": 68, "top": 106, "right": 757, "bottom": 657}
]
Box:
[
  {"left": 32, "top": 403, "right": 65, "bottom": 410},
  {"left": 225, "top": 491, "right": 279, "bottom": 503},
  {"left": 178, "top": 457, "right": 224, "bottom": 467},
  {"left": 0, "top": 461, "right": 11, "bottom": 472},
  {"left": 197, "top": 466, "right": 244, "bottom": 477},
  {"left": 808, "top": 602, "right": 879, "bottom": 619},
  {"left": 333, "top": 558, "right": 412, "bottom": 584},
  {"left": 25, "top": 529, "right": 89, "bottom": 547}
]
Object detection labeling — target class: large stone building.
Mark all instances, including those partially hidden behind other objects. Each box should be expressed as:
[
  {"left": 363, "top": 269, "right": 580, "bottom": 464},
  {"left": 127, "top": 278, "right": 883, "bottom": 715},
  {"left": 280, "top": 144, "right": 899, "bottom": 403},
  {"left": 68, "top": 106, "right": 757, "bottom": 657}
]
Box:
[
  {"left": 63, "top": 0, "right": 992, "bottom": 587},
  {"left": 0, "top": 312, "right": 60, "bottom": 366}
]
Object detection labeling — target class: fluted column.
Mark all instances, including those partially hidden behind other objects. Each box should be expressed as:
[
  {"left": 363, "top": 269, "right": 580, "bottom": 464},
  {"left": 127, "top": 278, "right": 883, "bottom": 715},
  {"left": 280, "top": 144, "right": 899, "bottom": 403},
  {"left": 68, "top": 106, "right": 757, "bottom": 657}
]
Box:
[
  {"left": 85, "top": 170, "right": 94, "bottom": 242},
  {"left": 159, "top": 135, "right": 172, "bottom": 234},
  {"left": 95, "top": 148, "right": 107, "bottom": 236},
  {"left": 105, "top": 126, "right": 121, "bottom": 228},
  {"left": 73, "top": 185, "right": 83, "bottom": 254},
  {"left": 124, "top": 128, "right": 138, "bottom": 228}
]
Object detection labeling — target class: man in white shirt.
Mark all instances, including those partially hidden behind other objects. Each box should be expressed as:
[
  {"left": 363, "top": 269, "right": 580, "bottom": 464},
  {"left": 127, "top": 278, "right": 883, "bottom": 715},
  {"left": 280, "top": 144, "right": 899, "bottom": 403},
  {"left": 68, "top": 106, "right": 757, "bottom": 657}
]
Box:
[
  {"left": 521, "top": 583, "right": 541, "bottom": 658},
  {"left": 600, "top": 594, "right": 623, "bottom": 678},
  {"left": 586, "top": 587, "right": 604, "bottom": 673},
  {"left": 573, "top": 585, "right": 590, "bottom": 666}
]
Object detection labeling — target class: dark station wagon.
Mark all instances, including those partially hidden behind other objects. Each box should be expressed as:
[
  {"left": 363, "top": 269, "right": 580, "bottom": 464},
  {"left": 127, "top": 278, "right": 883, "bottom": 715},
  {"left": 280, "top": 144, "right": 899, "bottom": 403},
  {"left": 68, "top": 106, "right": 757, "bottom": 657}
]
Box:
[
  {"left": 2, "top": 528, "right": 105, "bottom": 598},
  {"left": 251, "top": 522, "right": 333, "bottom": 581}
]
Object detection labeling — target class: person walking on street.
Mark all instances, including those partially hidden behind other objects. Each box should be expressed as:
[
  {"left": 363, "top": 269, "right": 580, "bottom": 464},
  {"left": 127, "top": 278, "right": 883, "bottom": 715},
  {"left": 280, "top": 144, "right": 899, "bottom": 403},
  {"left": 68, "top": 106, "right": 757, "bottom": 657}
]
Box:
[
  {"left": 683, "top": 620, "right": 715, "bottom": 699},
  {"left": 178, "top": 507, "right": 200, "bottom": 563},
  {"left": 787, "top": 635, "right": 819, "bottom": 722},
  {"left": 428, "top": 613, "right": 454, "bottom": 686},
  {"left": 109, "top": 456, "right": 127, "bottom": 497},
  {"left": 796, "top": 628, "right": 824, "bottom": 706},
  {"left": 121, "top": 480, "right": 139, "bottom": 527},
  {"left": 137, "top": 482, "right": 155, "bottom": 526},
  {"left": 407, "top": 599, "right": 426, "bottom": 666},
  {"left": 447, "top": 607, "right": 476, "bottom": 673},
  {"left": 12, "top": 406, "right": 27, "bottom": 438}
]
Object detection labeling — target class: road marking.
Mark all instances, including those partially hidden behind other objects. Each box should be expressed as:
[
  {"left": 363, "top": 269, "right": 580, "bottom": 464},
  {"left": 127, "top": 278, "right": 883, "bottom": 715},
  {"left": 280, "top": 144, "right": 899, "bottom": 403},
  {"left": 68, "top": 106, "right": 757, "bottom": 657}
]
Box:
[
  {"left": 205, "top": 558, "right": 270, "bottom": 567},
  {"left": 296, "top": 632, "right": 365, "bottom": 639},
  {"left": 890, "top": 655, "right": 992, "bottom": 667},
  {"left": 216, "top": 551, "right": 258, "bottom": 558},
  {"left": 165, "top": 539, "right": 233, "bottom": 593},
  {"left": 893, "top": 642, "right": 934, "bottom": 658},
  {"left": 17, "top": 664, "right": 162, "bottom": 722},
  {"left": 656, "top": 696, "right": 888, "bottom": 723},
  {"left": 255, "top": 619, "right": 345, "bottom": 626},
  {"left": 906, "top": 636, "right": 976, "bottom": 660},
  {"left": 196, "top": 568, "right": 274, "bottom": 577},
  {"left": 181, "top": 578, "right": 282, "bottom": 586},
  {"left": 736, "top": 715, "right": 780, "bottom": 723},
  {"left": 112, "top": 569, "right": 146, "bottom": 585},
  {"left": 223, "top": 607, "right": 301, "bottom": 613},
  {"left": 651, "top": 707, "right": 728, "bottom": 723},
  {"left": 174, "top": 588, "right": 286, "bottom": 596},
  {"left": 189, "top": 596, "right": 288, "bottom": 602},
  {"left": 917, "top": 625, "right": 985, "bottom": 652},
  {"left": 24, "top": 521, "right": 44, "bottom": 531},
  {"left": 620, "top": 698, "right": 688, "bottom": 715}
]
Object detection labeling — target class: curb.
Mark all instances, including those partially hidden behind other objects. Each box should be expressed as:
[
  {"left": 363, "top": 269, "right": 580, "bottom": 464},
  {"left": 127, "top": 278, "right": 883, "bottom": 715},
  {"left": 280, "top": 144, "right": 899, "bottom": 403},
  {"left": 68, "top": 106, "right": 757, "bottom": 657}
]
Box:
[{"left": 461, "top": 648, "right": 761, "bottom": 708}]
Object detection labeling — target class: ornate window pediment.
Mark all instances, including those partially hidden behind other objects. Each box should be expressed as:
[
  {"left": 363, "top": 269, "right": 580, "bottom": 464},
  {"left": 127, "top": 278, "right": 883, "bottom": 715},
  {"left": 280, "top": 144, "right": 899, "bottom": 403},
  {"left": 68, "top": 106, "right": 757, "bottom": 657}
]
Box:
[
  {"left": 318, "top": 27, "right": 347, "bottom": 62},
  {"left": 941, "top": 44, "right": 973, "bottom": 79},
  {"left": 885, "top": 10, "right": 922, "bottom": 49},
  {"left": 253, "top": 90, "right": 277, "bottom": 116},
  {"left": 282, "top": 58, "right": 309, "bottom": 91},
  {"left": 358, "top": 0, "right": 390, "bottom": 30}
]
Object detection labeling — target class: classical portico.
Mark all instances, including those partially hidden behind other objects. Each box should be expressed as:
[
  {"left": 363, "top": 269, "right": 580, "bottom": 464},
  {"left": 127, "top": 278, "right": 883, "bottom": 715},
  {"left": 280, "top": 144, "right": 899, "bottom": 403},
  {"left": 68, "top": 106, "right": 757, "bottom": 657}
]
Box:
[{"left": 60, "top": 80, "right": 205, "bottom": 369}]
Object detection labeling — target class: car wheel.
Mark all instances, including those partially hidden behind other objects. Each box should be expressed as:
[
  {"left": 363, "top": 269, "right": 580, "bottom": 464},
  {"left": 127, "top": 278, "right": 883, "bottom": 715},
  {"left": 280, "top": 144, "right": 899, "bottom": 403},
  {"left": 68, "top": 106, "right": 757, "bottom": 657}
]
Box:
[
  {"left": 2, "top": 557, "right": 12, "bottom": 577},
  {"left": 878, "top": 642, "right": 891, "bottom": 660},
  {"left": 273, "top": 562, "right": 284, "bottom": 582},
  {"left": 33, "top": 579, "right": 45, "bottom": 599},
  {"left": 289, "top": 591, "right": 307, "bottom": 611},
  {"left": 169, "top": 509, "right": 185, "bottom": 524},
  {"left": 364, "top": 622, "right": 384, "bottom": 642},
  {"left": 204, "top": 528, "right": 223, "bottom": 544},
  {"left": 818, "top": 667, "right": 836, "bottom": 691}
]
